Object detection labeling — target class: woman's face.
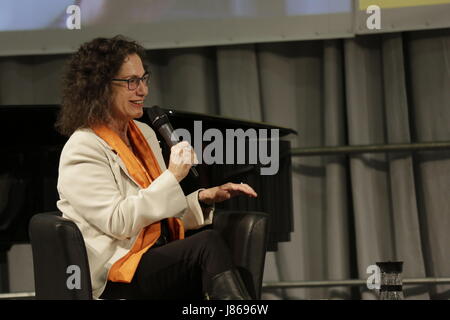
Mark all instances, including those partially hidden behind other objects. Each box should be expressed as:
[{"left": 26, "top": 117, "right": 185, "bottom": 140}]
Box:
[{"left": 111, "top": 53, "right": 148, "bottom": 123}]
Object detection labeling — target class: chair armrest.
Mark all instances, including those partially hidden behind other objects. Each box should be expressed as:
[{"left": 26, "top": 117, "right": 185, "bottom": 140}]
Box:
[{"left": 212, "top": 210, "right": 269, "bottom": 299}]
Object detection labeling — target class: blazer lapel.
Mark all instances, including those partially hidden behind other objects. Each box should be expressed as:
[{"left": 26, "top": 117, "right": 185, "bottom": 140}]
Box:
[
  {"left": 90, "top": 125, "right": 165, "bottom": 189},
  {"left": 92, "top": 132, "right": 142, "bottom": 188},
  {"left": 112, "top": 153, "right": 142, "bottom": 188}
]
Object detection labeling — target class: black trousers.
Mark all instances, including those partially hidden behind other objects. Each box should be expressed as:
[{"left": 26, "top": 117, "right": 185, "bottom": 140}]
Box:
[{"left": 100, "top": 229, "right": 233, "bottom": 300}]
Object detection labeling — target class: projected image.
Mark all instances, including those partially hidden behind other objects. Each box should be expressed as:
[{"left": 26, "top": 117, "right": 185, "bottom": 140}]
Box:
[
  {"left": 0, "top": 0, "right": 354, "bottom": 56},
  {"left": 0, "top": 0, "right": 74, "bottom": 31},
  {"left": 0, "top": 0, "right": 351, "bottom": 31}
]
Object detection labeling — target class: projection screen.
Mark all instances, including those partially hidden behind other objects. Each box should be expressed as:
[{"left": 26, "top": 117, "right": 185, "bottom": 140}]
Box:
[
  {"left": 0, "top": 0, "right": 353, "bottom": 56},
  {"left": 1, "top": 0, "right": 449, "bottom": 56}
]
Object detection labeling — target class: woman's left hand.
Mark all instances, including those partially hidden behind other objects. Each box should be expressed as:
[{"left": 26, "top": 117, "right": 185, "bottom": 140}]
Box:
[{"left": 198, "top": 183, "right": 257, "bottom": 206}]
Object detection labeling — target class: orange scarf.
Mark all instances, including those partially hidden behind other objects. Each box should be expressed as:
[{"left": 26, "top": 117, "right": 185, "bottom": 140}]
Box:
[{"left": 93, "top": 120, "right": 184, "bottom": 283}]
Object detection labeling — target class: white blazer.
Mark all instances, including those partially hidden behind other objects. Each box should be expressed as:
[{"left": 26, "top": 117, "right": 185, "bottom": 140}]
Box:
[{"left": 57, "top": 120, "right": 213, "bottom": 299}]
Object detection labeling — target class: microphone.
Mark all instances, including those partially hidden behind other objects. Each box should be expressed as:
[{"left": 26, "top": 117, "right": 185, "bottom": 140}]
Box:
[{"left": 147, "top": 105, "right": 199, "bottom": 178}]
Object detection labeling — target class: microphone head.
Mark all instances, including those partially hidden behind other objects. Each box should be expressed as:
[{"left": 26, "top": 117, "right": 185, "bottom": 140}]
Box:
[{"left": 148, "top": 105, "right": 170, "bottom": 128}]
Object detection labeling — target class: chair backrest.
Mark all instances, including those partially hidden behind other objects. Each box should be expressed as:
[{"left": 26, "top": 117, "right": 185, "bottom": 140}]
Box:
[
  {"left": 29, "top": 212, "right": 92, "bottom": 300},
  {"left": 213, "top": 210, "right": 269, "bottom": 299}
]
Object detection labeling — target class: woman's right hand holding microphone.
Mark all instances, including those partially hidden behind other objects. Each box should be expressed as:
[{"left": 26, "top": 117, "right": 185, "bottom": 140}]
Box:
[{"left": 167, "top": 141, "right": 198, "bottom": 182}]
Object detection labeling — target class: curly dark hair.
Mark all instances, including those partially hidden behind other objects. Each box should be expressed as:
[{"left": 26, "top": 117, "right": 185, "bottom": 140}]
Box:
[{"left": 56, "top": 35, "right": 148, "bottom": 136}]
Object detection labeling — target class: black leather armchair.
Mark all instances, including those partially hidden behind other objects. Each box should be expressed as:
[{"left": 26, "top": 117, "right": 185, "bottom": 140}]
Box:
[{"left": 29, "top": 210, "right": 269, "bottom": 300}]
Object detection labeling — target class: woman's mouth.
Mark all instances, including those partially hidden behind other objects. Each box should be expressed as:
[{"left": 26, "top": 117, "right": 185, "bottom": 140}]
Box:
[{"left": 129, "top": 100, "right": 144, "bottom": 107}]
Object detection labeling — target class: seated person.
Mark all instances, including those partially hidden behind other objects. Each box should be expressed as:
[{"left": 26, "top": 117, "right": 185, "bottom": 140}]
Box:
[{"left": 56, "top": 35, "right": 257, "bottom": 300}]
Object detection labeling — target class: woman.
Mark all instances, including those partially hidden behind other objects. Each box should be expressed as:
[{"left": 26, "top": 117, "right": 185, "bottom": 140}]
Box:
[{"left": 56, "top": 35, "right": 257, "bottom": 300}]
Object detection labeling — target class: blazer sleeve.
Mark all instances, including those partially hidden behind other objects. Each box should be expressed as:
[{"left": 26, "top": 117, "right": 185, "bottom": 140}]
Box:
[
  {"left": 57, "top": 130, "right": 189, "bottom": 240},
  {"left": 136, "top": 121, "right": 214, "bottom": 230}
]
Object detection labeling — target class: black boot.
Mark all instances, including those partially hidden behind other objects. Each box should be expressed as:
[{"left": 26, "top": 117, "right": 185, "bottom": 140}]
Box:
[{"left": 206, "top": 269, "right": 252, "bottom": 300}]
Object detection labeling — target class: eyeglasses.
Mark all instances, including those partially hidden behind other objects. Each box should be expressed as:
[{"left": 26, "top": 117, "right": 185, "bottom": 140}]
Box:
[{"left": 112, "top": 73, "right": 150, "bottom": 90}]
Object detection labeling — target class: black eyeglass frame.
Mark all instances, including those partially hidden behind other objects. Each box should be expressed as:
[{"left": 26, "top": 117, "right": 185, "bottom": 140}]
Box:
[{"left": 111, "top": 72, "right": 150, "bottom": 90}]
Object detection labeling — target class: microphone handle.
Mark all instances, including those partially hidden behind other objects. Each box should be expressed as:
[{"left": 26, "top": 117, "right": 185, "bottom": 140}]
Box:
[
  {"left": 159, "top": 123, "right": 179, "bottom": 146},
  {"left": 190, "top": 166, "right": 199, "bottom": 178}
]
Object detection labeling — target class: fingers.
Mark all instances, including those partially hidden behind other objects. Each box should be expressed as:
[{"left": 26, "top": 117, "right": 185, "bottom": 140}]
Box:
[
  {"left": 221, "top": 183, "right": 257, "bottom": 198},
  {"left": 204, "top": 183, "right": 258, "bottom": 204},
  {"left": 168, "top": 141, "right": 198, "bottom": 182},
  {"left": 170, "top": 141, "right": 198, "bottom": 165},
  {"left": 238, "top": 183, "right": 258, "bottom": 197}
]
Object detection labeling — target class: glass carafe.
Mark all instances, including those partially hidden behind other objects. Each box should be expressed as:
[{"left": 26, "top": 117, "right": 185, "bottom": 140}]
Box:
[{"left": 376, "top": 261, "right": 404, "bottom": 300}]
